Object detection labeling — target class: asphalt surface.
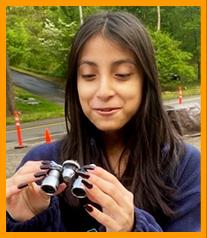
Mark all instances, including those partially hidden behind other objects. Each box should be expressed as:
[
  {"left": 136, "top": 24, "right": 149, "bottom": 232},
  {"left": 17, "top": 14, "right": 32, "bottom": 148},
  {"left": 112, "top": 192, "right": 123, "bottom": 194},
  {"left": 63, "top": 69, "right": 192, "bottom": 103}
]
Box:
[
  {"left": 6, "top": 117, "right": 201, "bottom": 178},
  {"left": 7, "top": 117, "right": 66, "bottom": 144},
  {"left": 7, "top": 70, "right": 201, "bottom": 178},
  {"left": 12, "top": 70, "right": 65, "bottom": 104},
  {"left": 12, "top": 70, "right": 200, "bottom": 108},
  {"left": 6, "top": 117, "right": 66, "bottom": 178},
  {"left": 163, "top": 95, "right": 200, "bottom": 110}
]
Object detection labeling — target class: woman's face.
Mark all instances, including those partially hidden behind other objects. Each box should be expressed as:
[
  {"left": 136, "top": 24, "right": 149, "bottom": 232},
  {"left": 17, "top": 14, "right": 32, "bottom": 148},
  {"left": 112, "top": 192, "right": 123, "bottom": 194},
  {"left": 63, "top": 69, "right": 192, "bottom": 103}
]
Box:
[{"left": 77, "top": 34, "right": 143, "bottom": 132}]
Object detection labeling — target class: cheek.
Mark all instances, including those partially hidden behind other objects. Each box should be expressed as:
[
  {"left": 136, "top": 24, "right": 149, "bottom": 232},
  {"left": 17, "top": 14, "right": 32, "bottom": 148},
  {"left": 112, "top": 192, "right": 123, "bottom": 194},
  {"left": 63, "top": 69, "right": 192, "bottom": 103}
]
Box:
[
  {"left": 123, "top": 87, "right": 142, "bottom": 118},
  {"left": 122, "top": 81, "right": 142, "bottom": 105},
  {"left": 77, "top": 83, "right": 93, "bottom": 111},
  {"left": 78, "top": 80, "right": 95, "bottom": 97}
]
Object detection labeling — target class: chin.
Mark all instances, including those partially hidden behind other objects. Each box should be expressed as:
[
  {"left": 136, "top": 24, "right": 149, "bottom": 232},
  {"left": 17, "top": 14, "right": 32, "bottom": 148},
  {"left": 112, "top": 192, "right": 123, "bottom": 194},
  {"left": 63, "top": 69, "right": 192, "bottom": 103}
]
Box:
[{"left": 95, "top": 124, "right": 123, "bottom": 132}]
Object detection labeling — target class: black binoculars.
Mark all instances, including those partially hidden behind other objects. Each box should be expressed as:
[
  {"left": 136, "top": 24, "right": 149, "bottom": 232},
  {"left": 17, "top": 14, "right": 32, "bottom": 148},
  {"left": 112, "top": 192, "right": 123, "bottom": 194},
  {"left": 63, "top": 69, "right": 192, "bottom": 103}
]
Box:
[{"left": 41, "top": 160, "right": 94, "bottom": 199}]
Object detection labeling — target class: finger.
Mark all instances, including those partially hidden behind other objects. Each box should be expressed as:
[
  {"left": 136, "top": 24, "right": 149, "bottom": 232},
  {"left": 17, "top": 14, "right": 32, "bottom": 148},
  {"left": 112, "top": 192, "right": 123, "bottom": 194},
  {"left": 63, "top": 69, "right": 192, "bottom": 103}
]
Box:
[
  {"left": 84, "top": 204, "right": 120, "bottom": 231},
  {"left": 88, "top": 166, "right": 127, "bottom": 194},
  {"left": 16, "top": 161, "right": 47, "bottom": 175},
  {"left": 17, "top": 172, "right": 47, "bottom": 186},
  {"left": 84, "top": 181, "right": 133, "bottom": 228},
  {"left": 26, "top": 182, "right": 50, "bottom": 201},
  {"left": 84, "top": 188, "right": 134, "bottom": 232},
  {"left": 6, "top": 184, "right": 23, "bottom": 199},
  {"left": 84, "top": 182, "right": 120, "bottom": 215},
  {"left": 7, "top": 172, "right": 47, "bottom": 198},
  {"left": 86, "top": 173, "right": 133, "bottom": 208},
  {"left": 55, "top": 183, "right": 67, "bottom": 195}
]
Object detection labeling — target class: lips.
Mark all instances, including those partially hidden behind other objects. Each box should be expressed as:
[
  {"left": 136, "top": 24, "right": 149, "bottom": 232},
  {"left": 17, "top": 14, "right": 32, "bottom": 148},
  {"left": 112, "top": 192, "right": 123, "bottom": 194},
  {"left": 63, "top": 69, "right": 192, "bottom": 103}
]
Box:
[
  {"left": 96, "top": 108, "right": 118, "bottom": 111},
  {"left": 93, "top": 107, "right": 121, "bottom": 116}
]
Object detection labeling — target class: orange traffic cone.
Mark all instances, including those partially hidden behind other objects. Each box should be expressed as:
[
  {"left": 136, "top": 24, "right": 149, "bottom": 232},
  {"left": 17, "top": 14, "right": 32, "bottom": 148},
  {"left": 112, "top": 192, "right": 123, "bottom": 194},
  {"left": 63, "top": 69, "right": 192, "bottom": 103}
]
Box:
[
  {"left": 14, "top": 111, "right": 26, "bottom": 149},
  {"left": 178, "top": 86, "right": 183, "bottom": 105},
  {"left": 44, "top": 128, "right": 52, "bottom": 144}
]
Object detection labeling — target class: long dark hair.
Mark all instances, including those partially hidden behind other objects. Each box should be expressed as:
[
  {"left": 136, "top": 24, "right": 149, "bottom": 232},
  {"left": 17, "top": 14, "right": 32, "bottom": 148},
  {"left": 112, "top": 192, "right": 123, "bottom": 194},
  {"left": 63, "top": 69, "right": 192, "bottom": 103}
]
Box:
[{"left": 60, "top": 11, "right": 184, "bottom": 219}]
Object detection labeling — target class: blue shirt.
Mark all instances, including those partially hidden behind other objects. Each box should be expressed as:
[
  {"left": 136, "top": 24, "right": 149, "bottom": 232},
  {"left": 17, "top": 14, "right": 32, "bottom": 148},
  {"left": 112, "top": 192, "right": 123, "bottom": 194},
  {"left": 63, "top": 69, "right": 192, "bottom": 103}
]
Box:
[{"left": 7, "top": 142, "right": 200, "bottom": 232}]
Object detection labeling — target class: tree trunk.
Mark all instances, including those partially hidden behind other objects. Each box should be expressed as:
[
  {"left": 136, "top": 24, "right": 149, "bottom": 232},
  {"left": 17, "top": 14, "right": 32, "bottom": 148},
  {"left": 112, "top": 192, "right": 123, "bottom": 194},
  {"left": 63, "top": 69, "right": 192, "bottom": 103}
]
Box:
[
  {"left": 6, "top": 53, "right": 16, "bottom": 116},
  {"left": 78, "top": 6, "right": 83, "bottom": 24},
  {"left": 197, "top": 60, "right": 200, "bottom": 81},
  {"left": 157, "top": 6, "right": 161, "bottom": 31}
]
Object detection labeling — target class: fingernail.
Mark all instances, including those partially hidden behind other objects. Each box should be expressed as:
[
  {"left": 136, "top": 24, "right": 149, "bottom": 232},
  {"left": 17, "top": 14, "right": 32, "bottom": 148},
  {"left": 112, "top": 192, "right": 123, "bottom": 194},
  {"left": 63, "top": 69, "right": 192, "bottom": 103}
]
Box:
[
  {"left": 41, "top": 160, "right": 51, "bottom": 165},
  {"left": 17, "top": 183, "right": 28, "bottom": 189},
  {"left": 82, "top": 180, "right": 93, "bottom": 189},
  {"left": 40, "top": 164, "right": 50, "bottom": 170},
  {"left": 34, "top": 171, "right": 47, "bottom": 178},
  {"left": 83, "top": 164, "right": 96, "bottom": 170},
  {"left": 84, "top": 204, "right": 93, "bottom": 212},
  {"left": 76, "top": 171, "right": 90, "bottom": 179}
]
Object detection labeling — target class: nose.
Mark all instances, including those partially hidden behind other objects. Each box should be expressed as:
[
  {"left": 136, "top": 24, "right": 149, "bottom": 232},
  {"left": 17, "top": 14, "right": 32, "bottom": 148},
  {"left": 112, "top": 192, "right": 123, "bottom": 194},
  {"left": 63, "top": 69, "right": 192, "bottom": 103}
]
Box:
[{"left": 96, "top": 76, "right": 115, "bottom": 101}]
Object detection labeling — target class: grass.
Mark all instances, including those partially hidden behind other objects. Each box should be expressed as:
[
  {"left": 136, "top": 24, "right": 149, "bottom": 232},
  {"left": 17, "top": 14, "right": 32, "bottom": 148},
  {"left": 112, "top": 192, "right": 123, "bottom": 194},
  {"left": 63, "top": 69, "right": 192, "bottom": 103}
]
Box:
[
  {"left": 6, "top": 69, "right": 200, "bottom": 125},
  {"left": 6, "top": 87, "right": 64, "bottom": 125},
  {"left": 161, "top": 85, "right": 200, "bottom": 100},
  {"left": 11, "top": 67, "right": 200, "bottom": 99},
  {"left": 7, "top": 84, "right": 200, "bottom": 125}
]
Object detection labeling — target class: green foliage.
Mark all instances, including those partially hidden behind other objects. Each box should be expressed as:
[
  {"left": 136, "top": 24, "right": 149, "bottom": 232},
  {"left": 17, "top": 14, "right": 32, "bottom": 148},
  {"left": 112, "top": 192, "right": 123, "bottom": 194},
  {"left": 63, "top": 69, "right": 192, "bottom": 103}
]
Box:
[
  {"left": 150, "top": 30, "right": 196, "bottom": 90},
  {"left": 7, "top": 6, "right": 79, "bottom": 78},
  {"left": 160, "top": 7, "right": 200, "bottom": 62},
  {"left": 7, "top": 6, "right": 200, "bottom": 88}
]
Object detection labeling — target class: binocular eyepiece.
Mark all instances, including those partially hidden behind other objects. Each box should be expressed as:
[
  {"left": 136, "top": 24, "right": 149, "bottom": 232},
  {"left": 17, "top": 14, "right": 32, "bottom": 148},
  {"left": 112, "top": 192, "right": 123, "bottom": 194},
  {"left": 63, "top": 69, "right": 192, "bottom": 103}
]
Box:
[{"left": 41, "top": 160, "right": 92, "bottom": 199}]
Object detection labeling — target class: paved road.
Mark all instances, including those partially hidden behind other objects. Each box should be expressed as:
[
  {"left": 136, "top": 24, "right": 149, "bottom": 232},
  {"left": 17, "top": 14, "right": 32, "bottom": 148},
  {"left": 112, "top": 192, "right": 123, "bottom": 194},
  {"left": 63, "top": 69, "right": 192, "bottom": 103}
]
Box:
[
  {"left": 6, "top": 114, "right": 201, "bottom": 178},
  {"left": 12, "top": 70, "right": 200, "bottom": 109},
  {"left": 6, "top": 131, "right": 201, "bottom": 179},
  {"left": 9, "top": 71, "right": 200, "bottom": 139},
  {"left": 6, "top": 118, "right": 66, "bottom": 178},
  {"left": 163, "top": 95, "right": 200, "bottom": 110},
  {"left": 6, "top": 93, "right": 200, "bottom": 146},
  {"left": 7, "top": 117, "right": 66, "bottom": 145},
  {"left": 7, "top": 71, "right": 201, "bottom": 177},
  {"left": 10, "top": 70, "right": 200, "bottom": 144},
  {"left": 12, "top": 70, "right": 65, "bottom": 104}
]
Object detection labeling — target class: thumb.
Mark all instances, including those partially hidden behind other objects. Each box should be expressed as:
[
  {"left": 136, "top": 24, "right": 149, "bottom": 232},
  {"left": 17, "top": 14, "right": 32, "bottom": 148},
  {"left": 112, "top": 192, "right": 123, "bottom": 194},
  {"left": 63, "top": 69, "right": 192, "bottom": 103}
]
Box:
[{"left": 55, "top": 183, "right": 67, "bottom": 195}]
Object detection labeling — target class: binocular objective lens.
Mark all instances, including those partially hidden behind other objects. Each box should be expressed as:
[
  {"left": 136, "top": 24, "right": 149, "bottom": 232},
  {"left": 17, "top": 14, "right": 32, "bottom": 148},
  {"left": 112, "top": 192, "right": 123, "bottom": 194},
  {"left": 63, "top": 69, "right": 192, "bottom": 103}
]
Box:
[
  {"left": 41, "top": 185, "right": 56, "bottom": 194},
  {"left": 71, "top": 176, "right": 86, "bottom": 199},
  {"left": 72, "top": 187, "right": 86, "bottom": 198},
  {"left": 41, "top": 169, "right": 61, "bottom": 195}
]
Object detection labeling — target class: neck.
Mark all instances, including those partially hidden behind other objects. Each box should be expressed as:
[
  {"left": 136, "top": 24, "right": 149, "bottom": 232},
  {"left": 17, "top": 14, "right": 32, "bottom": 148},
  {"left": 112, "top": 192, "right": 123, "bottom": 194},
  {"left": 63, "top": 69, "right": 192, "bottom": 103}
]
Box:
[{"left": 101, "top": 131, "right": 128, "bottom": 177}]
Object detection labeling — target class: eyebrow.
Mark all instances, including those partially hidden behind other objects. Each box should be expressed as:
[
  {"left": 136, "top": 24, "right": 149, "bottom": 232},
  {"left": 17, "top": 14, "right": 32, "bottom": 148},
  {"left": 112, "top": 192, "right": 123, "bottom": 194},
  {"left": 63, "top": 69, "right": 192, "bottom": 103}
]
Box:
[{"left": 78, "top": 59, "right": 136, "bottom": 67}]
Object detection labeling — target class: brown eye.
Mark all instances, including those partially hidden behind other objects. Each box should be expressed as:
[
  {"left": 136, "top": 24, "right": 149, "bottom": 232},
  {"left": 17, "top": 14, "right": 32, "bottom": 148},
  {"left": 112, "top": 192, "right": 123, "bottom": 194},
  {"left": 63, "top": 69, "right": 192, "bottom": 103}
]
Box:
[
  {"left": 81, "top": 74, "right": 96, "bottom": 80},
  {"left": 115, "top": 73, "right": 132, "bottom": 80}
]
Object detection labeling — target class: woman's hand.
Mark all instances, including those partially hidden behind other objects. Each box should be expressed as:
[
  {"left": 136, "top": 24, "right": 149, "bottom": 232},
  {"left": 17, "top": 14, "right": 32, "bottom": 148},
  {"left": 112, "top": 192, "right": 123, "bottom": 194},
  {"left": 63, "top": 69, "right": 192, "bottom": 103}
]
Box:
[
  {"left": 6, "top": 160, "right": 66, "bottom": 222},
  {"left": 81, "top": 166, "right": 134, "bottom": 232}
]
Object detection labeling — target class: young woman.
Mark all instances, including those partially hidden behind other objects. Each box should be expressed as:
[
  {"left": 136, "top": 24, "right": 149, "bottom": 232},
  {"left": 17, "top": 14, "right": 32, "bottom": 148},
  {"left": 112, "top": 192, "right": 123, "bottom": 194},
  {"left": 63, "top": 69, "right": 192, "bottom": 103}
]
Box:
[{"left": 6, "top": 11, "right": 200, "bottom": 232}]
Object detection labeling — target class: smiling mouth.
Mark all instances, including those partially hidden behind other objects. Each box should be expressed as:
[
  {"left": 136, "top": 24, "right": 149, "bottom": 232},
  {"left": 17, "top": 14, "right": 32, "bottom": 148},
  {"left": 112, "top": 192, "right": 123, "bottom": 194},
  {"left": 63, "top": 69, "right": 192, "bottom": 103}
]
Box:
[{"left": 93, "top": 107, "right": 121, "bottom": 115}]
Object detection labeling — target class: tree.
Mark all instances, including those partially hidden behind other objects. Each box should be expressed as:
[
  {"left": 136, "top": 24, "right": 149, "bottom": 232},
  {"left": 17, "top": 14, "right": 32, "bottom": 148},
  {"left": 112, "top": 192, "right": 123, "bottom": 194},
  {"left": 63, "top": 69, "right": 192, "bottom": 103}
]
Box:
[
  {"left": 7, "top": 6, "right": 79, "bottom": 78},
  {"left": 150, "top": 31, "right": 196, "bottom": 90},
  {"left": 157, "top": 6, "right": 161, "bottom": 31},
  {"left": 6, "top": 53, "right": 15, "bottom": 116},
  {"left": 160, "top": 7, "right": 200, "bottom": 81},
  {"left": 6, "top": 6, "right": 200, "bottom": 87}
]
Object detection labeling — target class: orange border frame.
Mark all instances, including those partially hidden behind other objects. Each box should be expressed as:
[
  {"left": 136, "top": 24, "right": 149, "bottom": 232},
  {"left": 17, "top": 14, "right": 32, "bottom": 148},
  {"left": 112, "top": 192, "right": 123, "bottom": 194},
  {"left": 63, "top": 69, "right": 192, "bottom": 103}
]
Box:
[{"left": 0, "top": 1, "right": 206, "bottom": 238}]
